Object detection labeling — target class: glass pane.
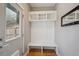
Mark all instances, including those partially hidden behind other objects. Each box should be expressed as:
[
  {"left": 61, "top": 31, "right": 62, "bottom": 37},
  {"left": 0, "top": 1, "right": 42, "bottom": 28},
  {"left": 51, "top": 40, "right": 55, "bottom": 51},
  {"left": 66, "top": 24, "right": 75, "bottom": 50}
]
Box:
[
  {"left": 67, "top": 13, "right": 75, "bottom": 19},
  {"left": 6, "top": 4, "right": 19, "bottom": 39},
  {"left": 63, "top": 13, "right": 75, "bottom": 24},
  {"left": 76, "top": 10, "right": 79, "bottom": 21},
  {"left": 74, "top": 10, "right": 79, "bottom": 21}
]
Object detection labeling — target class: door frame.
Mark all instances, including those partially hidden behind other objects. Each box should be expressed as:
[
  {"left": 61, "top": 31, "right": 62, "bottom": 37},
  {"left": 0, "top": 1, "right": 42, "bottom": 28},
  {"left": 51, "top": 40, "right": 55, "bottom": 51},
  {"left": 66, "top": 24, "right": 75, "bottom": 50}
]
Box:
[{"left": 17, "top": 4, "right": 25, "bottom": 54}]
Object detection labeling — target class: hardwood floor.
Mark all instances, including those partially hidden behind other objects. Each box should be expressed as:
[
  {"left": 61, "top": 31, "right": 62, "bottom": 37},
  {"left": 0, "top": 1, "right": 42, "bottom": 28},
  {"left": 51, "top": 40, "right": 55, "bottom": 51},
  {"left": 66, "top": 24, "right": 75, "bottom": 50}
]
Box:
[{"left": 25, "top": 48, "right": 57, "bottom": 56}]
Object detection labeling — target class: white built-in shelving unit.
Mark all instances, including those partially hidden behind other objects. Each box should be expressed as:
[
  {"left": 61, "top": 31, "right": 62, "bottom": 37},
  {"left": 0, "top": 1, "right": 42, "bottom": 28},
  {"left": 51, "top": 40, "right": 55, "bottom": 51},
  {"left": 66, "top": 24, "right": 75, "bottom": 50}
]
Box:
[
  {"left": 29, "top": 11, "right": 57, "bottom": 22},
  {"left": 27, "top": 11, "right": 57, "bottom": 55}
]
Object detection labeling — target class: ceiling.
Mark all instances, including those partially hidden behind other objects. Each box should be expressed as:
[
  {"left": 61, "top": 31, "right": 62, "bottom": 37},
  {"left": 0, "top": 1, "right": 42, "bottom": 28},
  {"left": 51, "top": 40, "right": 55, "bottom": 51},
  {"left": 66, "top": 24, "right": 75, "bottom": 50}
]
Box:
[{"left": 29, "top": 3, "right": 57, "bottom": 7}]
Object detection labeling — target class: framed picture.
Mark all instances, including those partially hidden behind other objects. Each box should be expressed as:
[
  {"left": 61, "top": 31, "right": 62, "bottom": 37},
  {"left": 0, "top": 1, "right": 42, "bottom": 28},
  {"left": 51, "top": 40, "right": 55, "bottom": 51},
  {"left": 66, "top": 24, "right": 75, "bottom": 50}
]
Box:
[{"left": 61, "top": 5, "right": 79, "bottom": 27}]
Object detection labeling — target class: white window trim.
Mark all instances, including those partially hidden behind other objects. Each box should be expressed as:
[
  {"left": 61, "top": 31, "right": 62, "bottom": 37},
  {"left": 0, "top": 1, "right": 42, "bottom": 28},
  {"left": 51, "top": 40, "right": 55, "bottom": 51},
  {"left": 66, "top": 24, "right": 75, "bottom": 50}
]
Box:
[
  {"left": 5, "top": 35, "right": 21, "bottom": 42},
  {"left": 5, "top": 3, "right": 22, "bottom": 42}
]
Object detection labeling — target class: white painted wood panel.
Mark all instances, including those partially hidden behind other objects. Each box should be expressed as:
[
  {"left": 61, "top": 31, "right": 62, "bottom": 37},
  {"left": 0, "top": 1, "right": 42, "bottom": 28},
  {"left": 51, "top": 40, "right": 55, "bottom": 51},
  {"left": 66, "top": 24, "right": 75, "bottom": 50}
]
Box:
[{"left": 31, "top": 22, "right": 55, "bottom": 44}]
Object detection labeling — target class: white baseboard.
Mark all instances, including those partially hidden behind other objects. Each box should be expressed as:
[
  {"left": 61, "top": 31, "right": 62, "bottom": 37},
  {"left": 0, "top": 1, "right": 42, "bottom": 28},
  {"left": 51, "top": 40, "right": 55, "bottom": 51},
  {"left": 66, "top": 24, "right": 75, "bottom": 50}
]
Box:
[{"left": 56, "top": 47, "right": 61, "bottom": 56}]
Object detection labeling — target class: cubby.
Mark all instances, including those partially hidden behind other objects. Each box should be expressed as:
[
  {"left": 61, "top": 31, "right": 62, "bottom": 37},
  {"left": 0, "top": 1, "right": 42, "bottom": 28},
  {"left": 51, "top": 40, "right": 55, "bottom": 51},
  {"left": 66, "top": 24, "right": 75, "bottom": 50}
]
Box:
[{"left": 29, "top": 11, "right": 57, "bottom": 22}]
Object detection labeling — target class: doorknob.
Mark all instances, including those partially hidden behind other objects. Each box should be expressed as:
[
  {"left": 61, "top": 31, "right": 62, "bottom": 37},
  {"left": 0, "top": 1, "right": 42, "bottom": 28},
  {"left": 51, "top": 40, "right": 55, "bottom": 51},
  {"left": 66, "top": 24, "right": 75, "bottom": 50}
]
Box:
[{"left": 0, "top": 38, "right": 2, "bottom": 41}]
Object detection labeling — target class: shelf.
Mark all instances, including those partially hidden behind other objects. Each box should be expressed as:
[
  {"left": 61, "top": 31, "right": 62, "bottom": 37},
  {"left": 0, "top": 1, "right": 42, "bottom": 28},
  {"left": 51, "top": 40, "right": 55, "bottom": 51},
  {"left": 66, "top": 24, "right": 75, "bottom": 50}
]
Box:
[
  {"left": 29, "top": 19, "right": 56, "bottom": 22},
  {"left": 29, "top": 11, "right": 57, "bottom": 22}
]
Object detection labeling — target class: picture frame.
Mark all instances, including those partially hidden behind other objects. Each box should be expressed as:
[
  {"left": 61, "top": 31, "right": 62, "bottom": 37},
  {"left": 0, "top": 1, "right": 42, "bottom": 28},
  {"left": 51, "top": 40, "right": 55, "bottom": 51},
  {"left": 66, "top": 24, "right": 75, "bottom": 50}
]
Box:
[{"left": 61, "top": 5, "right": 79, "bottom": 27}]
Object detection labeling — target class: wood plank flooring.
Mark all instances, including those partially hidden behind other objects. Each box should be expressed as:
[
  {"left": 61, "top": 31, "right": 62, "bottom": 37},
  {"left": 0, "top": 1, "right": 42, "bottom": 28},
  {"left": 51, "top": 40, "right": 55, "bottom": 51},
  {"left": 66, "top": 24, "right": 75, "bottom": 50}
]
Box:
[{"left": 25, "top": 48, "right": 57, "bottom": 56}]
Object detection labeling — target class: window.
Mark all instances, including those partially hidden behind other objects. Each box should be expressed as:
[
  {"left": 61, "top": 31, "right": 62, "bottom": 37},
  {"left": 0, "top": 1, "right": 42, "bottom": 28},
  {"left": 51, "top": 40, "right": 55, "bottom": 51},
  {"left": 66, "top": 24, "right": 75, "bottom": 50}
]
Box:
[{"left": 5, "top": 4, "right": 20, "bottom": 41}]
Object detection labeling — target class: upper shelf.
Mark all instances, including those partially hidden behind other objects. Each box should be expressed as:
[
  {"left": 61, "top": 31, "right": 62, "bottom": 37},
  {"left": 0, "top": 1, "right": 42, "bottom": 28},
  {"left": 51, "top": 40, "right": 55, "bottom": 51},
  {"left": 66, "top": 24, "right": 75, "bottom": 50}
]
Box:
[{"left": 29, "top": 11, "right": 57, "bottom": 22}]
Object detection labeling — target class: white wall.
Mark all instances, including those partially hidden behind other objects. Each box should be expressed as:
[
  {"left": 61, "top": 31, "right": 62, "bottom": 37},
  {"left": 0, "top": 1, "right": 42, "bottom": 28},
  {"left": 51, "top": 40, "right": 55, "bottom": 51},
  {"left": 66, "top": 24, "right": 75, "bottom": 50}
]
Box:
[
  {"left": 56, "top": 3, "right": 79, "bottom": 56},
  {"left": 31, "top": 22, "right": 55, "bottom": 44},
  {"left": 19, "top": 4, "right": 31, "bottom": 52}
]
